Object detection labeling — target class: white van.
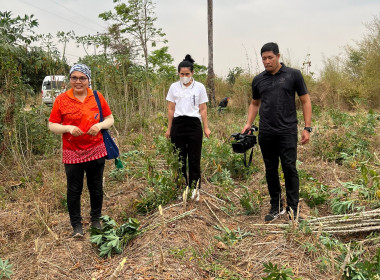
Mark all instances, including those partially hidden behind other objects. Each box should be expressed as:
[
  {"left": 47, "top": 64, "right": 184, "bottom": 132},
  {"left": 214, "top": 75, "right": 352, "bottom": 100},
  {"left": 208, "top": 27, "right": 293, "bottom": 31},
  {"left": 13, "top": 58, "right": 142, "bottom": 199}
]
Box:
[{"left": 41, "top": 75, "right": 67, "bottom": 105}]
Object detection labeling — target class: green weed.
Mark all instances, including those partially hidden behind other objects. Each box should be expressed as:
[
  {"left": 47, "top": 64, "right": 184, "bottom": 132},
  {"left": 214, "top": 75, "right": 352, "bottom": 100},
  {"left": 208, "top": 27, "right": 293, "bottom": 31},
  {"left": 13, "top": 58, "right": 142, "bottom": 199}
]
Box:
[
  {"left": 300, "top": 183, "right": 329, "bottom": 208},
  {"left": 0, "top": 258, "right": 13, "bottom": 279},
  {"left": 90, "top": 216, "right": 140, "bottom": 258},
  {"left": 342, "top": 248, "right": 380, "bottom": 280},
  {"left": 239, "top": 186, "right": 263, "bottom": 215},
  {"left": 213, "top": 225, "right": 252, "bottom": 246},
  {"left": 262, "top": 262, "right": 300, "bottom": 280}
]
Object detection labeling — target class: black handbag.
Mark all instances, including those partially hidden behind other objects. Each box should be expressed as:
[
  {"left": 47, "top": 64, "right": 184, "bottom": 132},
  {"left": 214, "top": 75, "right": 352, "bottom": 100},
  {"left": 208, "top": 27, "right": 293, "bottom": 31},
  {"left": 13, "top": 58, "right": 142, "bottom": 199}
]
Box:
[{"left": 93, "top": 90, "right": 119, "bottom": 160}]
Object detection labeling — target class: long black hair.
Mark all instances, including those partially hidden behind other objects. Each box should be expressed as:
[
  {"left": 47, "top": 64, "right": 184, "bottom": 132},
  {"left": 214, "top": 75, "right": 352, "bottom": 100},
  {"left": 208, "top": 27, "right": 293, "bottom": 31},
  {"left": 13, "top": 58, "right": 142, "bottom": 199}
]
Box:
[{"left": 177, "top": 54, "right": 195, "bottom": 72}]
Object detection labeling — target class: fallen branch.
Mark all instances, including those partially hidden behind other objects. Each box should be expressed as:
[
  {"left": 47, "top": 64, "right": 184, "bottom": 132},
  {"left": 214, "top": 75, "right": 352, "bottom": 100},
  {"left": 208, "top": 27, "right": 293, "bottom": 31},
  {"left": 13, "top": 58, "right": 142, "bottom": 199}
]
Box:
[
  {"left": 307, "top": 209, "right": 380, "bottom": 223},
  {"left": 200, "top": 189, "right": 226, "bottom": 204},
  {"left": 204, "top": 200, "right": 227, "bottom": 229},
  {"left": 322, "top": 225, "right": 380, "bottom": 234},
  {"left": 310, "top": 221, "right": 380, "bottom": 231}
]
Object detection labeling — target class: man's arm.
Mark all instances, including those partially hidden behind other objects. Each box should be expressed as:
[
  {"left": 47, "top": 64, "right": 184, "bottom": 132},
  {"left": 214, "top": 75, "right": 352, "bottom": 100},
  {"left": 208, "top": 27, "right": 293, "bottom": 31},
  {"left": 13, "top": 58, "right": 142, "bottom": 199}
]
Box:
[
  {"left": 299, "top": 93, "right": 312, "bottom": 145},
  {"left": 242, "top": 99, "right": 260, "bottom": 133}
]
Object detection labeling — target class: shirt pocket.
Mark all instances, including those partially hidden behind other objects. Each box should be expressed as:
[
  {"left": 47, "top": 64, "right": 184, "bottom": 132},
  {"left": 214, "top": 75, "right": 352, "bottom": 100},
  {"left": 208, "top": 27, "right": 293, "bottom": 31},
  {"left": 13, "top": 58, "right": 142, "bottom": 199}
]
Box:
[
  {"left": 62, "top": 106, "right": 82, "bottom": 125},
  {"left": 192, "top": 91, "right": 201, "bottom": 107}
]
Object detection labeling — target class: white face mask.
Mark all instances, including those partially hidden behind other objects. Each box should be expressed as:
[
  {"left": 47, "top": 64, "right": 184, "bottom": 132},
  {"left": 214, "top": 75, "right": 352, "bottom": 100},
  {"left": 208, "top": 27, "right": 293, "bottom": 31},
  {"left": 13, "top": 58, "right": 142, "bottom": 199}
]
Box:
[{"left": 180, "top": 76, "right": 192, "bottom": 85}]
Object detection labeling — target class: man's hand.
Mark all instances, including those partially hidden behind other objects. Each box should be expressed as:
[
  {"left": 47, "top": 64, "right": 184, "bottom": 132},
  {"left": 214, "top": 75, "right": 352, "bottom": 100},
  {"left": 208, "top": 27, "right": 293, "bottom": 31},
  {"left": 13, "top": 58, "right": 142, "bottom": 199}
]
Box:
[
  {"left": 241, "top": 124, "right": 252, "bottom": 134},
  {"left": 301, "top": 130, "right": 310, "bottom": 145}
]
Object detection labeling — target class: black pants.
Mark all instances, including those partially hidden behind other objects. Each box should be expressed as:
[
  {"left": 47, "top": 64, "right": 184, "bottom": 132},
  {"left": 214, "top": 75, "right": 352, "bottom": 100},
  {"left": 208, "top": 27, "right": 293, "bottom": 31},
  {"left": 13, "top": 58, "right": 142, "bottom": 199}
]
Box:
[
  {"left": 258, "top": 133, "right": 299, "bottom": 211},
  {"left": 171, "top": 116, "right": 203, "bottom": 189},
  {"left": 64, "top": 157, "right": 105, "bottom": 227}
]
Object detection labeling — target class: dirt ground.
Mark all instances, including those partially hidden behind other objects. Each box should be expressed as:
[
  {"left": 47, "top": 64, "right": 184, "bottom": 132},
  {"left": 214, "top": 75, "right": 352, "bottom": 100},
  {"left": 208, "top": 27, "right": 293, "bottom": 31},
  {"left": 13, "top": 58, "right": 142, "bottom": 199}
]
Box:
[{"left": 0, "top": 132, "right": 379, "bottom": 279}]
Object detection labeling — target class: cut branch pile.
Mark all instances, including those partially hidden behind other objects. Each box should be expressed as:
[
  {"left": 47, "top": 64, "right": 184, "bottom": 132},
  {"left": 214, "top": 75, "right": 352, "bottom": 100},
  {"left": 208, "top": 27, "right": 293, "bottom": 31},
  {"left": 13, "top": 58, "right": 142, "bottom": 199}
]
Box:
[{"left": 306, "top": 208, "right": 380, "bottom": 234}]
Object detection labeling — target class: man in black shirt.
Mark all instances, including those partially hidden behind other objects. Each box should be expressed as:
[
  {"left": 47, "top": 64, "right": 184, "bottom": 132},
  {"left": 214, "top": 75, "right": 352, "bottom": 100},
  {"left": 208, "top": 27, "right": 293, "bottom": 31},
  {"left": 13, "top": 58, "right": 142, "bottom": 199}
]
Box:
[
  {"left": 218, "top": 97, "right": 230, "bottom": 113},
  {"left": 242, "top": 42, "right": 312, "bottom": 222}
]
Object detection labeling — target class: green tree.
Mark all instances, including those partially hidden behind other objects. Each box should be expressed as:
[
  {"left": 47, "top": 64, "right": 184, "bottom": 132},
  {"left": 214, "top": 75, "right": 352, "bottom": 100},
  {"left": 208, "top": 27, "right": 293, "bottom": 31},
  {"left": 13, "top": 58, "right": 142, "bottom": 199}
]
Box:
[
  {"left": 99, "top": 0, "right": 166, "bottom": 71},
  {"left": 148, "top": 46, "right": 176, "bottom": 78},
  {"left": 56, "top": 30, "right": 75, "bottom": 62},
  {"left": 0, "top": 11, "right": 39, "bottom": 158},
  {"left": 0, "top": 11, "right": 38, "bottom": 45}
]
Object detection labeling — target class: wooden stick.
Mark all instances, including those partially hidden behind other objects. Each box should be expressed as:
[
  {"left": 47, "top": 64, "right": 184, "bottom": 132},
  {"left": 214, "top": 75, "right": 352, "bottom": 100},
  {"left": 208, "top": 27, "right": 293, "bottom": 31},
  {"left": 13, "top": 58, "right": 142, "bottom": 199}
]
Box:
[
  {"left": 307, "top": 209, "right": 380, "bottom": 223},
  {"left": 200, "top": 189, "right": 226, "bottom": 204},
  {"left": 204, "top": 200, "right": 227, "bottom": 229},
  {"left": 110, "top": 258, "right": 127, "bottom": 280},
  {"left": 307, "top": 215, "right": 380, "bottom": 225},
  {"left": 322, "top": 225, "right": 380, "bottom": 234},
  {"left": 311, "top": 221, "right": 380, "bottom": 231}
]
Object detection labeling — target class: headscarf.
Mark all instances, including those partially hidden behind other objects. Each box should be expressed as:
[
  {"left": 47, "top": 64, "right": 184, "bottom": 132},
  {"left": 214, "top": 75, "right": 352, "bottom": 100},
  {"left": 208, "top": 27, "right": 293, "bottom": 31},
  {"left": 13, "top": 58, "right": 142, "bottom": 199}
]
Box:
[{"left": 69, "top": 64, "right": 92, "bottom": 88}]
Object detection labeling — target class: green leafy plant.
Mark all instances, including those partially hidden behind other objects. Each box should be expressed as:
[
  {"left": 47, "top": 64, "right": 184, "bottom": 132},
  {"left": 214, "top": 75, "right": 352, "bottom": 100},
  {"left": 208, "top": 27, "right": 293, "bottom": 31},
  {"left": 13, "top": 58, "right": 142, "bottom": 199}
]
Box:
[
  {"left": 134, "top": 137, "right": 182, "bottom": 214},
  {"left": 262, "top": 262, "right": 300, "bottom": 280},
  {"left": 90, "top": 216, "right": 140, "bottom": 258},
  {"left": 0, "top": 258, "right": 13, "bottom": 279},
  {"left": 239, "top": 186, "right": 263, "bottom": 215},
  {"left": 342, "top": 248, "right": 380, "bottom": 280},
  {"left": 214, "top": 225, "right": 252, "bottom": 246}
]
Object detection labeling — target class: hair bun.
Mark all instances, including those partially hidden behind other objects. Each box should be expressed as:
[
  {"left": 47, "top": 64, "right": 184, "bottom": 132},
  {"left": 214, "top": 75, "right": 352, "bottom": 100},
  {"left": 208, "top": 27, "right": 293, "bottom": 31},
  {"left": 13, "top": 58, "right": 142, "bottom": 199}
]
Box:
[{"left": 184, "top": 54, "right": 195, "bottom": 64}]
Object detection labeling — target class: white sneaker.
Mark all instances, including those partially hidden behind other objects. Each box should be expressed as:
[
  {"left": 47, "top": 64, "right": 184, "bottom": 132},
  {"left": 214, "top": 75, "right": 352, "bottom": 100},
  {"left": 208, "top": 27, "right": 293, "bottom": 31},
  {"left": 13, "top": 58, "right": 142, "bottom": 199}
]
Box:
[{"left": 191, "top": 189, "right": 200, "bottom": 201}]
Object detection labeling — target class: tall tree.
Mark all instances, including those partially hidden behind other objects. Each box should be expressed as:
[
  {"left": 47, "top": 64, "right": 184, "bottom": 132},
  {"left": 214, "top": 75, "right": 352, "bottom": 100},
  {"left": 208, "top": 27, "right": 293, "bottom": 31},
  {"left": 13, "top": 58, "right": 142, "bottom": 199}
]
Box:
[
  {"left": 206, "top": 0, "right": 216, "bottom": 106},
  {"left": 56, "top": 30, "right": 75, "bottom": 62},
  {"left": 99, "top": 0, "right": 166, "bottom": 71}
]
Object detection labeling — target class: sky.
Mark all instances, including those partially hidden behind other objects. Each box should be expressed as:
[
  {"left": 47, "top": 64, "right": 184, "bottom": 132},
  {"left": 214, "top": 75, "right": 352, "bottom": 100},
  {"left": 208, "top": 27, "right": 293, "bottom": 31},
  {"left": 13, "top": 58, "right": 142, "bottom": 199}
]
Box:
[{"left": 2, "top": 0, "right": 380, "bottom": 77}]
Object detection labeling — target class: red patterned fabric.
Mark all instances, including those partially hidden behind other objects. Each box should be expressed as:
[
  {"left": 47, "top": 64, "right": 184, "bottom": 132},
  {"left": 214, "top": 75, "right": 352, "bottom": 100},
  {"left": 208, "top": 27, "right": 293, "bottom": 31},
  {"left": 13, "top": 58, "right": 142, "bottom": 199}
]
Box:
[
  {"left": 49, "top": 88, "right": 112, "bottom": 163},
  {"left": 63, "top": 142, "right": 107, "bottom": 164}
]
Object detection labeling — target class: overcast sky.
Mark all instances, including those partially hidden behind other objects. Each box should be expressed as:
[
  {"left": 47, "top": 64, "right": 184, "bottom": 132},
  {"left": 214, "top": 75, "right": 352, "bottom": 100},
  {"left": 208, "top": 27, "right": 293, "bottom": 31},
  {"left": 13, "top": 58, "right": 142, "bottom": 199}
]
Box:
[{"left": 2, "top": 0, "right": 380, "bottom": 77}]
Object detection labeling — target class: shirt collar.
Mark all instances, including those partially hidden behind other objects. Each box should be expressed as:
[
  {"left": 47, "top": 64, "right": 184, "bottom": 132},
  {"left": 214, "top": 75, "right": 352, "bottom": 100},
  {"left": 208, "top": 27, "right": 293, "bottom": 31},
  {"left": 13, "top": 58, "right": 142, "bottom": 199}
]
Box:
[
  {"left": 66, "top": 88, "right": 93, "bottom": 100},
  {"left": 264, "top": 63, "right": 287, "bottom": 76}
]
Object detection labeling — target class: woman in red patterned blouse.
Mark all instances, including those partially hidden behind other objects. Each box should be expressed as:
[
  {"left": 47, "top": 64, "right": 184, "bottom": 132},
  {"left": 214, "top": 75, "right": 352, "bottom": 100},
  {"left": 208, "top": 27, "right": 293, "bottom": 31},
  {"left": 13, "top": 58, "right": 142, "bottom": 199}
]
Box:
[{"left": 49, "top": 64, "right": 114, "bottom": 237}]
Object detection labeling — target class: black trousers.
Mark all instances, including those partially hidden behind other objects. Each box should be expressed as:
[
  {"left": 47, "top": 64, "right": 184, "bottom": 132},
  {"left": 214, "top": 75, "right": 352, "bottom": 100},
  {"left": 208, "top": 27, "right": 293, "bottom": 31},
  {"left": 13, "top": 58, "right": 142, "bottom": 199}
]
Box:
[
  {"left": 64, "top": 157, "right": 105, "bottom": 227},
  {"left": 171, "top": 116, "right": 203, "bottom": 189},
  {"left": 258, "top": 133, "right": 299, "bottom": 211}
]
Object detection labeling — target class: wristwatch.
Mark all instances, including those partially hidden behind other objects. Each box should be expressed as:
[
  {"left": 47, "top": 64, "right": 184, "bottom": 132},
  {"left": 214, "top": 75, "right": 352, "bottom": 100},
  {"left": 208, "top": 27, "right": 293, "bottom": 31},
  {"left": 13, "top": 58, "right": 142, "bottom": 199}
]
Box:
[{"left": 304, "top": 127, "right": 312, "bottom": 133}]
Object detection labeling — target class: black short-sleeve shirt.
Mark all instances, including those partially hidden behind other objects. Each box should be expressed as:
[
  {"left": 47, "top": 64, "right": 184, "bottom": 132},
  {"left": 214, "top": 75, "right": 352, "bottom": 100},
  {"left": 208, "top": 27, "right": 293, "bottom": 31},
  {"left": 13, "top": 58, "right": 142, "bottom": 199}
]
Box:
[{"left": 252, "top": 63, "right": 308, "bottom": 135}]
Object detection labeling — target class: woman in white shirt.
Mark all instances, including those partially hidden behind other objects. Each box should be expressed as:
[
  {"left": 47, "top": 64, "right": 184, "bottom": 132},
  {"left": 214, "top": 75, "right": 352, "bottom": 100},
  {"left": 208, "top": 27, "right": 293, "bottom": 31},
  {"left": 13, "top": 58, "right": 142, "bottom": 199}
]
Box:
[{"left": 165, "top": 55, "right": 211, "bottom": 200}]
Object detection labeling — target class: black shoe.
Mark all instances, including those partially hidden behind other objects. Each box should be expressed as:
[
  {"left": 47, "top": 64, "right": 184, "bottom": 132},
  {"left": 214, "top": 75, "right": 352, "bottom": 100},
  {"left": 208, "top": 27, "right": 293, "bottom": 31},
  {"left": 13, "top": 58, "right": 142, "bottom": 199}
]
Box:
[
  {"left": 265, "top": 206, "right": 285, "bottom": 222},
  {"left": 91, "top": 220, "right": 102, "bottom": 230},
  {"left": 72, "top": 224, "right": 84, "bottom": 238}
]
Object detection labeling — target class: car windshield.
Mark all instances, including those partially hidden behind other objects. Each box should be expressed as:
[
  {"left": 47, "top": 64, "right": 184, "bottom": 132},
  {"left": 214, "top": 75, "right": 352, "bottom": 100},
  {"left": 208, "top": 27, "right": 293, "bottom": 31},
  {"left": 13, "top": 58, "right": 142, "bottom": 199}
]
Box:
[{"left": 43, "top": 81, "right": 65, "bottom": 90}]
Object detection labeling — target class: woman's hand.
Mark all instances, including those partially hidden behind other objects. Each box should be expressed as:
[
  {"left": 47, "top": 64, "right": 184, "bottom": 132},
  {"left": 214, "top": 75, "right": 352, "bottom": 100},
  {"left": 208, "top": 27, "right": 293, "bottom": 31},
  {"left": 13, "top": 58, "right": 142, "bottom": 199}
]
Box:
[
  {"left": 70, "top": 126, "right": 84, "bottom": 137},
  {"left": 87, "top": 124, "right": 101, "bottom": 136},
  {"left": 165, "top": 127, "right": 171, "bottom": 139},
  {"left": 204, "top": 128, "right": 211, "bottom": 138}
]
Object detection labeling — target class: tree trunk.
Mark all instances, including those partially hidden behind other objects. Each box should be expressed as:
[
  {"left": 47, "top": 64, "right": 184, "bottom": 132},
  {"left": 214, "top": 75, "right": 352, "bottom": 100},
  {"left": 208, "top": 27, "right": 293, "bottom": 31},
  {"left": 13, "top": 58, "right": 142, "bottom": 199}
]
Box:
[{"left": 206, "top": 0, "right": 216, "bottom": 107}]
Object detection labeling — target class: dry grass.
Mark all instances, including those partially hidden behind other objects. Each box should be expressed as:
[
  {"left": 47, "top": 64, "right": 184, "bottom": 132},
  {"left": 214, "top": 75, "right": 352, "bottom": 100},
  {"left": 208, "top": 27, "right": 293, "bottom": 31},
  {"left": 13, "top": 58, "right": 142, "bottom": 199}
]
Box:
[
  {"left": 0, "top": 106, "right": 379, "bottom": 280},
  {"left": 0, "top": 158, "right": 368, "bottom": 280}
]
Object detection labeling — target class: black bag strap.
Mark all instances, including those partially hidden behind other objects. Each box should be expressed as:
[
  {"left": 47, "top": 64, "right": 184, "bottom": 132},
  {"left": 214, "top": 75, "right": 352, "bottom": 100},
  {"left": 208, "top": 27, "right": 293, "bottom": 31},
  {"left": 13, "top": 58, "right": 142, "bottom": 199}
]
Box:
[
  {"left": 243, "top": 148, "right": 254, "bottom": 167},
  {"left": 93, "top": 90, "right": 104, "bottom": 122}
]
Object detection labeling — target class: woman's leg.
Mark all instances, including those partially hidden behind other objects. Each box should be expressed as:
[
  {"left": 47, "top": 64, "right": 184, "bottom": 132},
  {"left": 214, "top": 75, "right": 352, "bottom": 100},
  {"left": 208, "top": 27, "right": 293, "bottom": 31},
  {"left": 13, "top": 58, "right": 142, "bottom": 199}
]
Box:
[
  {"left": 65, "top": 163, "right": 85, "bottom": 227},
  {"left": 85, "top": 157, "right": 106, "bottom": 223},
  {"left": 187, "top": 119, "right": 203, "bottom": 189}
]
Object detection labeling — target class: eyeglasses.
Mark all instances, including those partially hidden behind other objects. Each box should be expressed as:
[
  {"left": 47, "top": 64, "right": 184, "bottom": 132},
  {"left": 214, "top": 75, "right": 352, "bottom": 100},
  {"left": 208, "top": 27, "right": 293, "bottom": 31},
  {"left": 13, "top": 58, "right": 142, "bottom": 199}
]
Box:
[{"left": 70, "top": 76, "right": 88, "bottom": 82}]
